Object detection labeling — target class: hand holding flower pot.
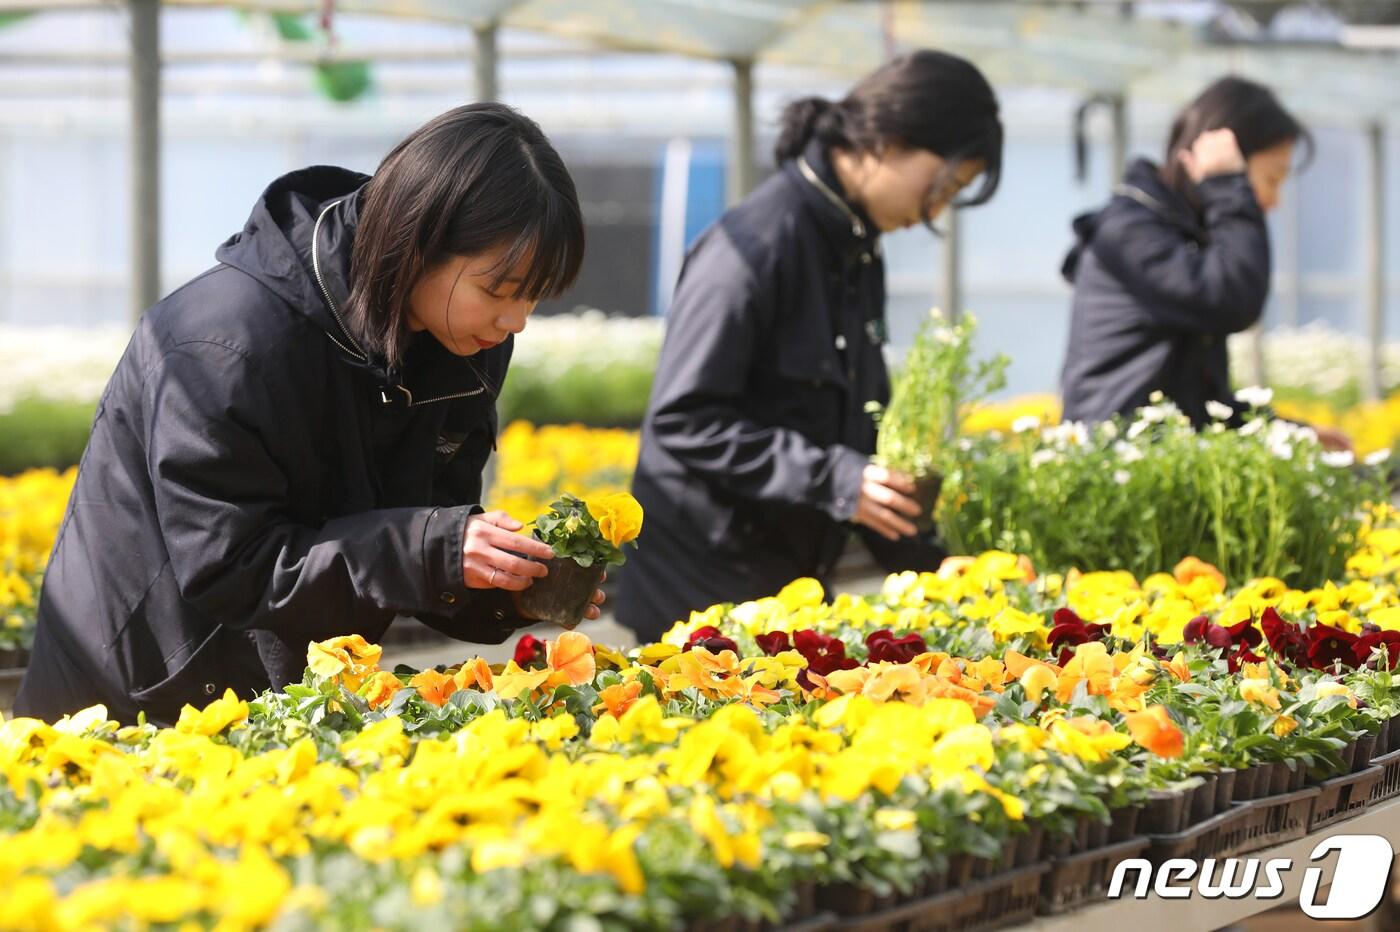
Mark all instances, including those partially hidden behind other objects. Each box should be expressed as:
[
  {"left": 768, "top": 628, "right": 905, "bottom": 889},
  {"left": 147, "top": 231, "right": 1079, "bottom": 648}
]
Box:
[
  {"left": 518, "top": 492, "right": 642, "bottom": 630},
  {"left": 867, "top": 310, "right": 1004, "bottom": 536}
]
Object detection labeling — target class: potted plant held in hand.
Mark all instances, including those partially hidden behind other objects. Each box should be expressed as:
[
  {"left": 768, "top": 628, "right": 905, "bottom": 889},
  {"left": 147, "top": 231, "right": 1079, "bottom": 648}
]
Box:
[
  {"left": 868, "top": 310, "right": 1006, "bottom": 531},
  {"left": 519, "top": 492, "right": 643, "bottom": 629}
]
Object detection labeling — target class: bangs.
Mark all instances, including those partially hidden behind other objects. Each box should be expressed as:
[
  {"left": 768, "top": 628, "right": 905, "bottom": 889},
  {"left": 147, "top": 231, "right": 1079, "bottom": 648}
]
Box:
[{"left": 486, "top": 200, "right": 585, "bottom": 302}]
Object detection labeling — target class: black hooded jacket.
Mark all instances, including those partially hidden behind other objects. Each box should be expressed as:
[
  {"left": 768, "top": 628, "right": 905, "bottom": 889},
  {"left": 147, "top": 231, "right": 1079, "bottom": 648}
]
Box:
[
  {"left": 617, "top": 140, "right": 945, "bottom": 643},
  {"left": 1060, "top": 158, "right": 1270, "bottom": 426},
  {"left": 15, "top": 166, "right": 529, "bottom": 725}
]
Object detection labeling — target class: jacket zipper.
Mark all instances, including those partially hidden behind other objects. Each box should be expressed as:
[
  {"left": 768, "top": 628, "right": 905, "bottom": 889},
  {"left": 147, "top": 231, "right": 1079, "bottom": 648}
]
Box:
[
  {"left": 797, "top": 156, "right": 866, "bottom": 240},
  {"left": 311, "top": 199, "right": 369, "bottom": 363},
  {"left": 410, "top": 387, "right": 485, "bottom": 406}
]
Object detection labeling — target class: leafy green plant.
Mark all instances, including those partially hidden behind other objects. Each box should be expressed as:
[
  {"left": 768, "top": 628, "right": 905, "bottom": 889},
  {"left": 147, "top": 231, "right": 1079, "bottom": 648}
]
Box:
[
  {"left": 939, "top": 396, "right": 1385, "bottom": 587},
  {"left": 870, "top": 311, "right": 1007, "bottom": 481},
  {"left": 532, "top": 493, "right": 641, "bottom": 568}
]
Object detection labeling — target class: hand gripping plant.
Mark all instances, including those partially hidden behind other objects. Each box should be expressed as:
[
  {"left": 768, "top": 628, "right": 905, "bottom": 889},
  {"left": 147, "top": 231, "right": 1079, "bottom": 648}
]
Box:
[
  {"left": 869, "top": 310, "right": 1007, "bottom": 531},
  {"left": 519, "top": 492, "right": 642, "bottom": 629}
]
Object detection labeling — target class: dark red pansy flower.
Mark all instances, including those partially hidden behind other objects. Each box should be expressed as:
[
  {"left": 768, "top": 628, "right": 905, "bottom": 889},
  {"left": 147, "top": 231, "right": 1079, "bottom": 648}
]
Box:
[
  {"left": 1185, "top": 614, "right": 1263, "bottom": 652},
  {"left": 684, "top": 625, "right": 738, "bottom": 655},
  {"left": 1354, "top": 629, "right": 1400, "bottom": 670},
  {"left": 755, "top": 631, "right": 792, "bottom": 656},
  {"left": 1223, "top": 643, "right": 1266, "bottom": 674},
  {"left": 1223, "top": 618, "right": 1264, "bottom": 649},
  {"left": 1260, "top": 607, "right": 1309, "bottom": 667},
  {"left": 793, "top": 629, "right": 858, "bottom": 676},
  {"left": 1305, "top": 622, "right": 1359, "bottom": 671},
  {"left": 513, "top": 633, "right": 546, "bottom": 666},
  {"left": 865, "top": 629, "right": 929, "bottom": 665},
  {"left": 1047, "top": 607, "right": 1109, "bottom": 652}
]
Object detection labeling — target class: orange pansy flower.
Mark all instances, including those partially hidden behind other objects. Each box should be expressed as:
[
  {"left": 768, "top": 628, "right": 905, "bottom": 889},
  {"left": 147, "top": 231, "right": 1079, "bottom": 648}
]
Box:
[
  {"left": 452, "top": 657, "right": 494, "bottom": 693},
  {"left": 546, "top": 631, "right": 597, "bottom": 688},
  {"left": 594, "top": 680, "right": 643, "bottom": 718},
  {"left": 409, "top": 669, "right": 457, "bottom": 707},
  {"left": 1124, "top": 705, "right": 1185, "bottom": 758}
]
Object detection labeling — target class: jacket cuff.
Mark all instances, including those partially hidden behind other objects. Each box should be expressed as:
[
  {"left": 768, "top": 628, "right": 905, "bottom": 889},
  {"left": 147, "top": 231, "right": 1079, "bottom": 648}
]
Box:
[
  {"left": 422, "top": 505, "right": 474, "bottom": 610},
  {"left": 420, "top": 505, "right": 536, "bottom": 641},
  {"left": 820, "top": 445, "right": 869, "bottom": 522}
]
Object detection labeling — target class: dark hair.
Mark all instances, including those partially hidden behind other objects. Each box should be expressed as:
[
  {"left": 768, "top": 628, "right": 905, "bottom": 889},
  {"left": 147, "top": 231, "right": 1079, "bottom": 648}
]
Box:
[
  {"left": 347, "top": 103, "right": 584, "bottom": 366},
  {"left": 773, "top": 49, "right": 1003, "bottom": 207},
  {"left": 1162, "top": 76, "right": 1311, "bottom": 195}
]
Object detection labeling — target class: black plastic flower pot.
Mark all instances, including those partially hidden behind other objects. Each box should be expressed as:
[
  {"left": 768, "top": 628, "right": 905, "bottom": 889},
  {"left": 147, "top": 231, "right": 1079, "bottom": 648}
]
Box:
[
  {"left": 1356, "top": 734, "right": 1378, "bottom": 770},
  {"left": 1109, "top": 805, "right": 1141, "bottom": 844},
  {"left": 1269, "top": 762, "right": 1293, "bottom": 796},
  {"left": 1014, "top": 821, "right": 1045, "bottom": 867},
  {"left": 1215, "top": 769, "right": 1237, "bottom": 811},
  {"left": 911, "top": 473, "right": 943, "bottom": 534},
  {"left": 1188, "top": 775, "right": 1218, "bottom": 824},
  {"left": 948, "top": 853, "right": 974, "bottom": 887},
  {"left": 1336, "top": 740, "right": 1359, "bottom": 777},
  {"left": 1231, "top": 766, "right": 1256, "bottom": 802},
  {"left": 816, "top": 882, "right": 878, "bottom": 917},
  {"left": 1140, "top": 789, "right": 1187, "bottom": 835},
  {"left": 925, "top": 869, "right": 949, "bottom": 896},
  {"left": 1088, "top": 819, "right": 1112, "bottom": 851},
  {"left": 517, "top": 556, "right": 606, "bottom": 630}
]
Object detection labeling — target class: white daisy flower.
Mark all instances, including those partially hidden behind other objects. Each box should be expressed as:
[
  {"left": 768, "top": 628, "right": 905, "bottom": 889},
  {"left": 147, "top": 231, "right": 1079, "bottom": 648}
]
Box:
[
  {"left": 1205, "top": 400, "right": 1234, "bottom": 421},
  {"left": 1235, "top": 385, "right": 1274, "bottom": 408}
]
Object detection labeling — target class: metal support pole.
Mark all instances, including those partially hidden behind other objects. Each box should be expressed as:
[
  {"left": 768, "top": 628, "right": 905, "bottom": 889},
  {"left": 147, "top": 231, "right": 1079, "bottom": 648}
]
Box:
[
  {"left": 129, "top": 0, "right": 159, "bottom": 323},
  {"left": 942, "top": 207, "right": 961, "bottom": 322},
  {"left": 473, "top": 20, "right": 498, "bottom": 102},
  {"left": 727, "top": 58, "right": 755, "bottom": 206},
  {"left": 1108, "top": 94, "right": 1128, "bottom": 186},
  {"left": 1247, "top": 323, "right": 1267, "bottom": 388},
  {"left": 1365, "top": 121, "right": 1386, "bottom": 402},
  {"left": 1284, "top": 176, "right": 1301, "bottom": 328}
]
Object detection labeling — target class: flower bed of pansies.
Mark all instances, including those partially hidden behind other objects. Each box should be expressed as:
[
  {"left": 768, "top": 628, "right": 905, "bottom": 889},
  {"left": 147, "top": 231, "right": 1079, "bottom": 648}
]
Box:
[
  {"left": 5, "top": 543, "right": 1400, "bottom": 930},
  {"left": 487, "top": 421, "right": 641, "bottom": 530},
  {"left": 0, "top": 467, "right": 72, "bottom": 662}
]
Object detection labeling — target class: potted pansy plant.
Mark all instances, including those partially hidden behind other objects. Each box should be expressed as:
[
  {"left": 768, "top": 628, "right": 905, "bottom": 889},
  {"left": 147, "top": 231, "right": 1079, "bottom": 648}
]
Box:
[{"left": 520, "top": 492, "right": 642, "bottom": 629}]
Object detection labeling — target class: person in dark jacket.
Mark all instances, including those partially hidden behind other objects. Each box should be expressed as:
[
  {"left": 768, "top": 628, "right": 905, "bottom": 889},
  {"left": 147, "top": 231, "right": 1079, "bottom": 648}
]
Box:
[
  {"left": 15, "top": 104, "right": 599, "bottom": 725},
  {"left": 618, "top": 51, "right": 1004, "bottom": 642},
  {"left": 1061, "top": 76, "right": 1347, "bottom": 450}
]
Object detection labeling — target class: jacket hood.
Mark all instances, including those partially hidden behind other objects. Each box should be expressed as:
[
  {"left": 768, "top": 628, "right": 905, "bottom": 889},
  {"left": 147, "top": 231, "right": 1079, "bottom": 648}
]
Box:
[
  {"left": 1062, "top": 158, "right": 1200, "bottom": 283},
  {"left": 215, "top": 166, "right": 375, "bottom": 372}
]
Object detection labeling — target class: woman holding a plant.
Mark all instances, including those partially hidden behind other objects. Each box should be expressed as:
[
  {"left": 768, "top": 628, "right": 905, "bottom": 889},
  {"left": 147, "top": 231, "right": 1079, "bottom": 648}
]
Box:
[
  {"left": 619, "top": 51, "right": 1004, "bottom": 641},
  {"left": 16, "top": 104, "right": 604, "bottom": 726},
  {"left": 1059, "top": 76, "right": 1348, "bottom": 451}
]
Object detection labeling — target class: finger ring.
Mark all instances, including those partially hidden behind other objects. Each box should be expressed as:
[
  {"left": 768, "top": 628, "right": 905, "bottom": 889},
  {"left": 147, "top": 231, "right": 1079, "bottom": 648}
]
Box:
[{"left": 489, "top": 568, "right": 499, "bottom": 585}]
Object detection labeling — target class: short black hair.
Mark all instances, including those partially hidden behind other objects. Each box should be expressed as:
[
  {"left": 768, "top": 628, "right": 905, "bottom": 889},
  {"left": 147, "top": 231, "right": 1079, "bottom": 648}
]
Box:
[{"left": 347, "top": 103, "right": 585, "bottom": 366}]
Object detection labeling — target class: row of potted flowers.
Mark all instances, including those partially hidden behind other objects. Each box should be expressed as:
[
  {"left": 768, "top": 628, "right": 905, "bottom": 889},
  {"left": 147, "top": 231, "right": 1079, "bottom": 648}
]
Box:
[
  {"left": 0, "top": 420, "right": 640, "bottom": 662},
  {"left": 3, "top": 537, "right": 1400, "bottom": 929}
]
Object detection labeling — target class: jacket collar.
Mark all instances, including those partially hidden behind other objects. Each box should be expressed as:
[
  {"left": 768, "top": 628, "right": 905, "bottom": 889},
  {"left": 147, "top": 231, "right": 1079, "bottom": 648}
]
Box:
[{"left": 784, "top": 138, "right": 881, "bottom": 264}]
